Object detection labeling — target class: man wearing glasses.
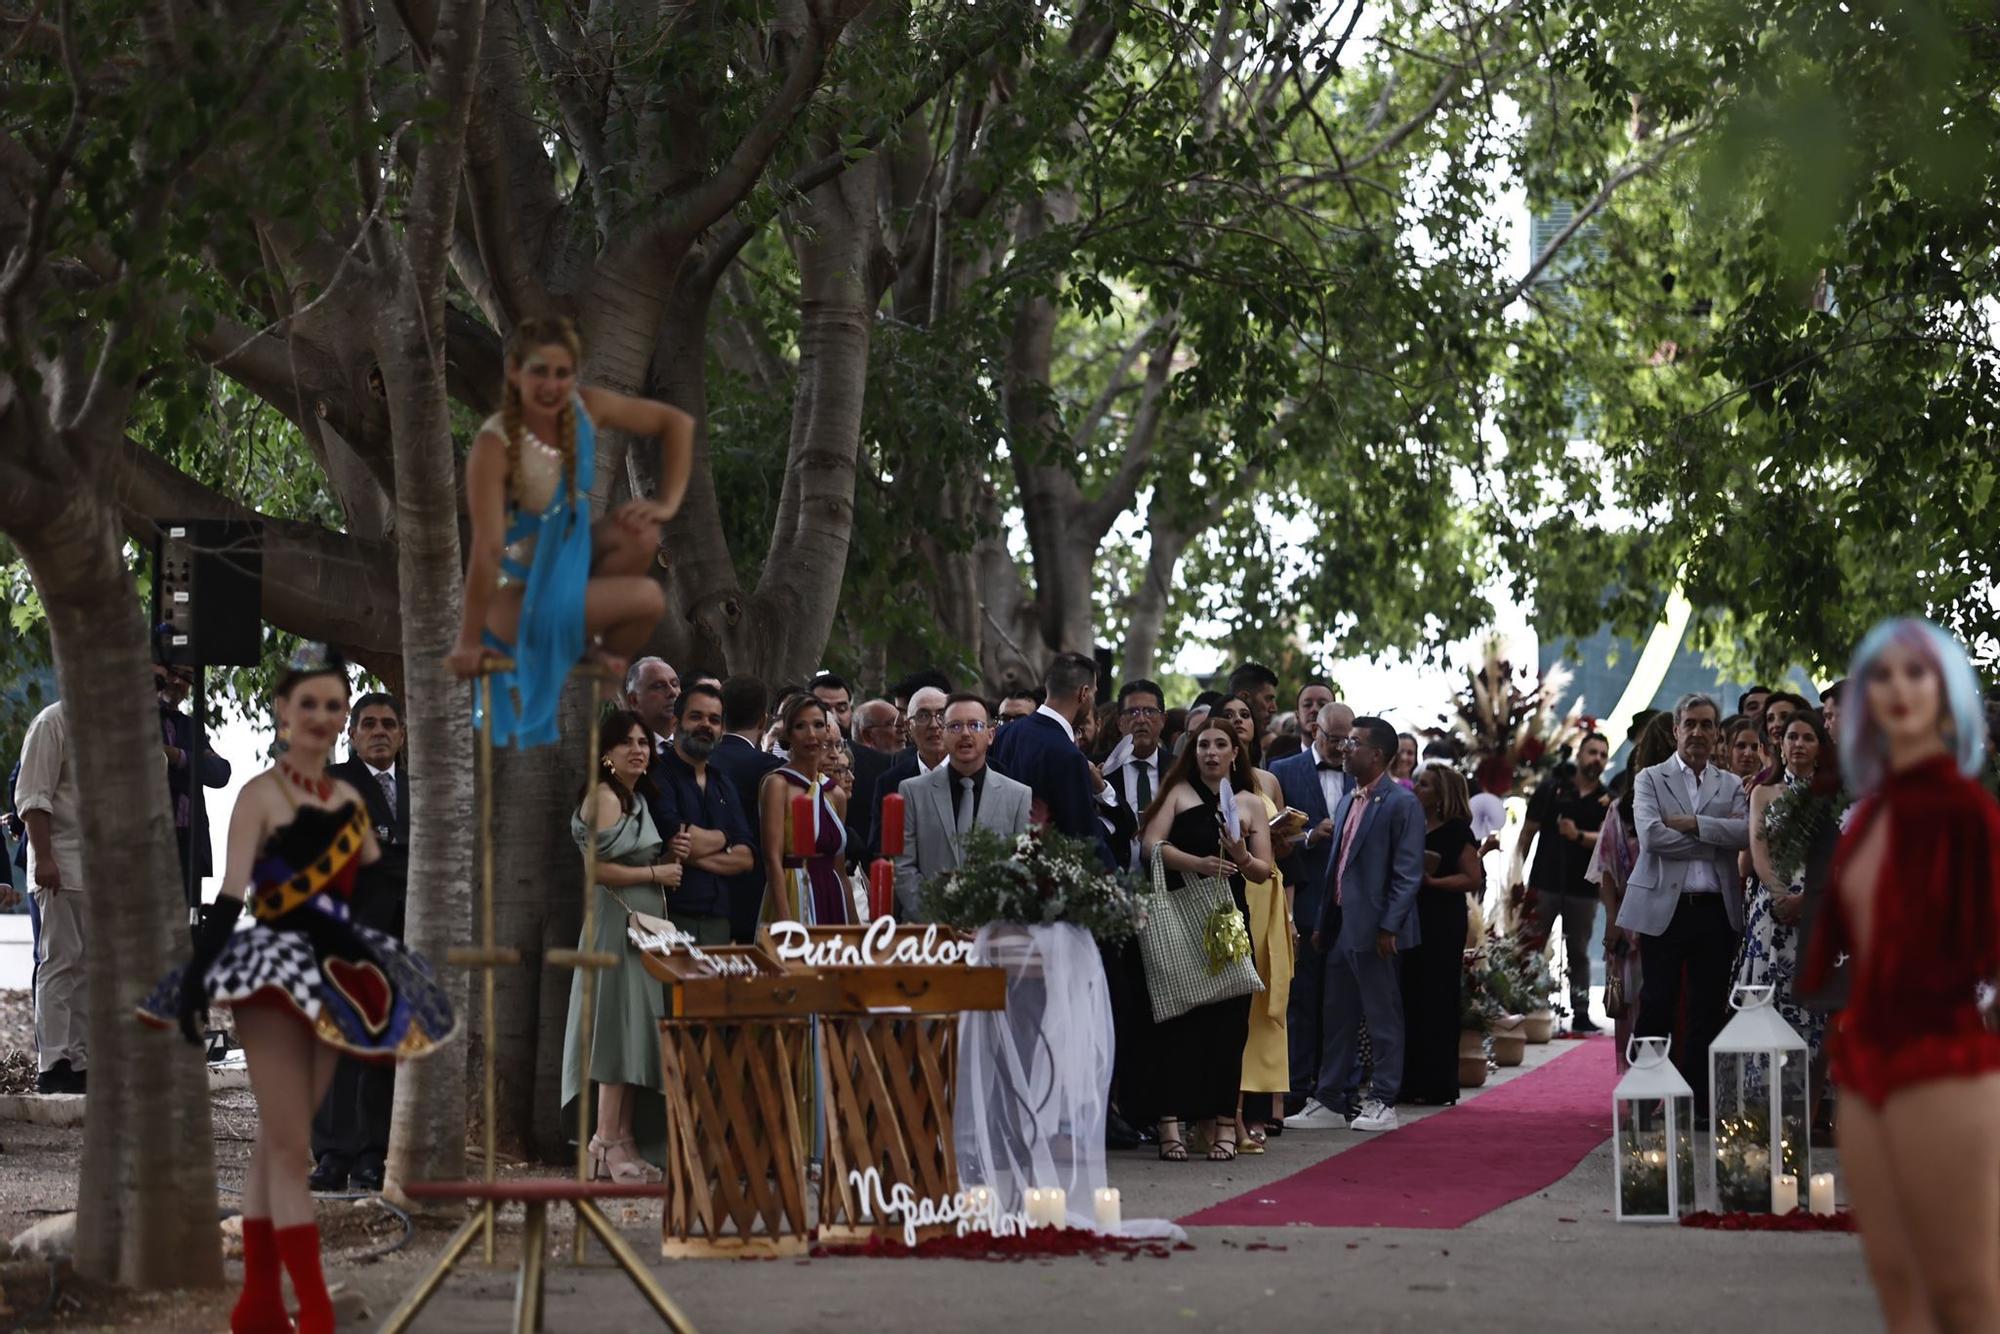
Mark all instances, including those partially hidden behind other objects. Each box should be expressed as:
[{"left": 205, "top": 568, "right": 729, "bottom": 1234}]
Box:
[
  {"left": 892, "top": 695, "right": 1031, "bottom": 918},
  {"left": 1099, "top": 680, "right": 1167, "bottom": 873},
  {"left": 866, "top": 685, "right": 952, "bottom": 859}
]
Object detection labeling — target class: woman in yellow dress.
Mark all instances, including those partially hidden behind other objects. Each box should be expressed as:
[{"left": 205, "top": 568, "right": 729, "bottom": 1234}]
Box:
[{"left": 1215, "top": 697, "right": 1293, "bottom": 1151}]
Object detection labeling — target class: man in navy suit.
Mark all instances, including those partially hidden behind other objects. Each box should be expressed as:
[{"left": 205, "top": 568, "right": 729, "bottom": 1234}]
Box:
[
  {"left": 987, "top": 652, "right": 1114, "bottom": 867},
  {"left": 1273, "top": 701, "right": 1355, "bottom": 1115},
  {"left": 865, "top": 685, "right": 951, "bottom": 859},
  {"left": 1303, "top": 716, "right": 1424, "bottom": 1132},
  {"left": 713, "top": 676, "right": 784, "bottom": 939}
]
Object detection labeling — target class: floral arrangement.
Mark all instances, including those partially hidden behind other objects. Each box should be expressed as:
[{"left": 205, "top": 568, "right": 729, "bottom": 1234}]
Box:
[
  {"left": 1460, "top": 949, "right": 1506, "bottom": 1033},
  {"left": 1439, "top": 636, "right": 1594, "bottom": 797},
  {"left": 1481, "top": 928, "right": 1563, "bottom": 1016},
  {"left": 1763, "top": 781, "right": 1851, "bottom": 886},
  {"left": 921, "top": 825, "right": 1150, "bottom": 945}
]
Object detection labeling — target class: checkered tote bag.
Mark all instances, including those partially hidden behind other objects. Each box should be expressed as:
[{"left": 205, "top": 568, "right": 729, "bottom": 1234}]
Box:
[{"left": 1138, "top": 844, "right": 1264, "bottom": 1023}]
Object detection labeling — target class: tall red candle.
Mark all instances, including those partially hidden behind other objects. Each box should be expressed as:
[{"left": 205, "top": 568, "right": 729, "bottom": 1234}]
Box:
[
  {"left": 869, "top": 858, "right": 895, "bottom": 920},
  {"left": 790, "top": 791, "right": 816, "bottom": 859},
  {"left": 879, "top": 792, "right": 906, "bottom": 857}
]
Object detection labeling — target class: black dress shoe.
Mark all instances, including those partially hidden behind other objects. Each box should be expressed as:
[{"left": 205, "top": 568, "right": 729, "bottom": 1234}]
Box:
[
  {"left": 1105, "top": 1109, "right": 1141, "bottom": 1150},
  {"left": 35, "top": 1059, "right": 84, "bottom": 1095},
  {"left": 349, "top": 1161, "right": 385, "bottom": 1192},
  {"left": 1568, "top": 1013, "right": 1602, "bottom": 1034},
  {"left": 309, "top": 1156, "right": 350, "bottom": 1192}
]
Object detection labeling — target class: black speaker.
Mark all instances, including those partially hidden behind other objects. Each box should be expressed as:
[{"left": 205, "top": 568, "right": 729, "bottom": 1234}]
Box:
[{"left": 151, "top": 519, "right": 263, "bottom": 667}]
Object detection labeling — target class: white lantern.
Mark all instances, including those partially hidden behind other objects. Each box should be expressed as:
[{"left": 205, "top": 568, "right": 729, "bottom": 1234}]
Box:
[
  {"left": 1708, "top": 984, "right": 1810, "bottom": 1213},
  {"left": 1612, "top": 1035, "right": 1695, "bottom": 1222}
]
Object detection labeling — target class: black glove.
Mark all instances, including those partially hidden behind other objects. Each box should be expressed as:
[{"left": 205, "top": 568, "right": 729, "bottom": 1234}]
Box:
[{"left": 178, "top": 897, "right": 244, "bottom": 1045}]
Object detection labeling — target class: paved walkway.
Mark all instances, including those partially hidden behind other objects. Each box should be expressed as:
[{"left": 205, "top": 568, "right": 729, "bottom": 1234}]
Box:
[{"left": 324, "top": 1039, "right": 1873, "bottom": 1332}]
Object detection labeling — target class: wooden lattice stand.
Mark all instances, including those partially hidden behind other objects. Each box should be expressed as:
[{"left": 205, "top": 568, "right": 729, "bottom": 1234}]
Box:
[
  {"left": 645, "top": 942, "right": 840, "bottom": 1257},
  {"left": 763, "top": 924, "right": 1006, "bottom": 1244}
]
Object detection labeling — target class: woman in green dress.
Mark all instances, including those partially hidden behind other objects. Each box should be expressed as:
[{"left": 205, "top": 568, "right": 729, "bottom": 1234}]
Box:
[{"left": 561, "top": 708, "right": 679, "bottom": 1183}]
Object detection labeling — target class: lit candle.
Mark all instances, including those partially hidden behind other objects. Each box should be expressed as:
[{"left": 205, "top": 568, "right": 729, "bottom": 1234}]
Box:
[
  {"left": 1772, "top": 1173, "right": 1798, "bottom": 1215},
  {"left": 1809, "top": 1173, "right": 1835, "bottom": 1216},
  {"left": 1045, "top": 1187, "right": 1067, "bottom": 1229},
  {"left": 966, "top": 1185, "right": 993, "bottom": 1219},
  {"left": 869, "top": 858, "right": 896, "bottom": 919},
  {"left": 1024, "top": 1188, "right": 1046, "bottom": 1227},
  {"left": 879, "top": 792, "right": 906, "bottom": 857},
  {"left": 1644, "top": 1149, "right": 1665, "bottom": 1167},
  {"left": 1093, "top": 1187, "right": 1121, "bottom": 1232},
  {"left": 789, "top": 792, "right": 816, "bottom": 858}
]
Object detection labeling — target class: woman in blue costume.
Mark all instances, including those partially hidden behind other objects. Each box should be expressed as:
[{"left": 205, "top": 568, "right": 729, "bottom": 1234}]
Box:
[
  {"left": 140, "top": 646, "right": 457, "bottom": 1333},
  {"left": 445, "top": 315, "right": 695, "bottom": 745}
]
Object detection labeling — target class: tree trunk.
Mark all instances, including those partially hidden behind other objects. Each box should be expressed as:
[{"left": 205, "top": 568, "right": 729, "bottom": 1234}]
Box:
[
  {"left": 1120, "top": 499, "right": 1197, "bottom": 681},
  {"left": 375, "top": 280, "right": 479, "bottom": 1191},
  {"left": 16, "top": 494, "right": 221, "bottom": 1290},
  {"left": 733, "top": 154, "right": 882, "bottom": 683}
]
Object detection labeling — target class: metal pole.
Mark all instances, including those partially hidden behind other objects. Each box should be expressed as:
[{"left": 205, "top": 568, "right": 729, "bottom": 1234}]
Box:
[
  {"left": 187, "top": 665, "right": 205, "bottom": 923},
  {"left": 480, "top": 673, "right": 499, "bottom": 1263},
  {"left": 573, "top": 676, "right": 603, "bottom": 1262}
]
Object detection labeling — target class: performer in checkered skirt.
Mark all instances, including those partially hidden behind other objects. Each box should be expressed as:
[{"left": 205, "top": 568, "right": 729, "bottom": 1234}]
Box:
[{"left": 138, "top": 645, "right": 456, "bottom": 1334}]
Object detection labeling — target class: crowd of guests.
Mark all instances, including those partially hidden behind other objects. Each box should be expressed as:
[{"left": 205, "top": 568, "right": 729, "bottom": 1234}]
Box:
[{"left": 558, "top": 654, "right": 1501, "bottom": 1165}]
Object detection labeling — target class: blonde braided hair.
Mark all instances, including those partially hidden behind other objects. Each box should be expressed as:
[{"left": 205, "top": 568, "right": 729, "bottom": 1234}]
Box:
[{"left": 500, "top": 315, "right": 584, "bottom": 516}]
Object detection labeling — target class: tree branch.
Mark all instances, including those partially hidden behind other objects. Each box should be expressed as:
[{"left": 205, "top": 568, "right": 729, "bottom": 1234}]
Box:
[{"left": 1493, "top": 122, "right": 1704, "bottom": 308}]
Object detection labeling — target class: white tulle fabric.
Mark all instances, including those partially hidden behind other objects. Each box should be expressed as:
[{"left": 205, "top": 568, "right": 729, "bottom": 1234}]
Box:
[{"left": 955, "top": 922, "right": 1183, "bottom": 1240}]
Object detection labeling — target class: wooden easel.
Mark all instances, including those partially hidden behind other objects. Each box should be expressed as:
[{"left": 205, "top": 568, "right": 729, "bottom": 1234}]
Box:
[{"left": 381, "top": 662, "right": 694, "bottom": 1333}]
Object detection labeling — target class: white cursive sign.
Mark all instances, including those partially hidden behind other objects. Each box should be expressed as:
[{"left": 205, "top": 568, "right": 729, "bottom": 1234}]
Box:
[
  {"left": 847, "top": 1167, "right": 1034, "bottom": 1248},
  {"left": 769, "top": 918, "right": 974, "bottom": 968},
  {"left": 631, "top": 925, "right": 763, "bottom": 976}
]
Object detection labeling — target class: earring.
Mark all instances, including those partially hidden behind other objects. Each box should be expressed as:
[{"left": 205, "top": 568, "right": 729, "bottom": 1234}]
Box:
[{"left": 274, "top": 722, "right": 292, "bottom": 756}]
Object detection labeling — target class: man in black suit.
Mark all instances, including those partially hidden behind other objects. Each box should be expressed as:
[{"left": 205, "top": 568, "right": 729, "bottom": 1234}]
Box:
[
  {"left": 312, "top": 692, "right": 409, "bottom": 1192},
  {"left": 713, "top": 676, "right": 783, "bottom": 939},
  {"left": 987, "top": 652, "right": 1113, "bottom": 867},
  {"left": 154, "top": 648, "right": 232, "bottom": 910},
  {"left": 846, "top": 698, "right": 897, "bottom": 863},
  {"left": 866, "top": 685, "right": 951, "bottom": 860}
]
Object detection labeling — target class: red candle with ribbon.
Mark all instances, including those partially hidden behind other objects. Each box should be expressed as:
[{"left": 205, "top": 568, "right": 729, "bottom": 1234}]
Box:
[
  {"left": 869, "top": 858, "right": 895, "bottom": 920},
  {"left": 790, "top": 791, "right": 816, "bottom": 859},
  {"left": 879, "top": 792, "right": 906, "bottom": 857}
]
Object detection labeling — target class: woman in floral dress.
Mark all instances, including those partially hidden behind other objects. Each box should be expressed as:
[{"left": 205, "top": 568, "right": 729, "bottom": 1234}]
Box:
[{"left": 1734, "top": 709, "right": 1839, "bottom": 1059}]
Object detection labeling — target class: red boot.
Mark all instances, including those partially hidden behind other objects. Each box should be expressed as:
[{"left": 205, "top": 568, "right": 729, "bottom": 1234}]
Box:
[
  {"left": 231, "top": 1217, "right": 294, "bottom": 1334},
  {"left": 273, "top": 1223, "right": 335, "bottom": 1334}
]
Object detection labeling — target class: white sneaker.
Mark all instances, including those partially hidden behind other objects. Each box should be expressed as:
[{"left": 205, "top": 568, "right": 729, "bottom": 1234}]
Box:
[
  {"left": 1281, "top": 1099, "right": 1350, "bottom": 1130},
  {"left": 1349, "top": 1099, "right": 1399, "bottom": 1132}
]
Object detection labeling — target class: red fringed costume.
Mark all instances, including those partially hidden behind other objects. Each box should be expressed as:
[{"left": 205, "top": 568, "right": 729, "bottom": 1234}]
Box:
[{"left": 1801, "top": 756, "right": 2000, "bottom": 1106}]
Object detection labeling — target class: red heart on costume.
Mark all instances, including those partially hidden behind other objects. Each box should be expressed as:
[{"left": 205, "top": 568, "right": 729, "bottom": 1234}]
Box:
[{"left": 325, "top": 958, "right": 392, "bottom": 1035}]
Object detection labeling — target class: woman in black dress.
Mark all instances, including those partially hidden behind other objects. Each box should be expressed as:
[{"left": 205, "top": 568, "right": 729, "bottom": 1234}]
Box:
[
  {"left": 1402, "top": 764, "right": 1483, "bottom": 1105},
  {"left": 1138, "top": 717, "right": 1274, "bottom": 1161}
]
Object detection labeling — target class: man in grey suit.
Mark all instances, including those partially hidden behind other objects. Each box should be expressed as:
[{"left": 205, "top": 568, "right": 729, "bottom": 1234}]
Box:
[
  {"left": 1616, "top": 692, "right": 1750, "bottom": 1110},
  {"left": 1308, "top": 717, "right": 1425, "bottom": 1132},
  {"left": 893, "top": 694, "right": 1032, "bottom": 919}
]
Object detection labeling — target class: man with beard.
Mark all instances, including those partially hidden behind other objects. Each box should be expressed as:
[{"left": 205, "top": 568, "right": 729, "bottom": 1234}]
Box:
[
  {"left": 646, "top": 682, "right": 757, "bottom": 945},
  {"left": 1294, "top": 679, "right": 1334, "bottom": 750},
  {"left": 1518, "top": 731, "right": 1613, "bottom": 1029}
]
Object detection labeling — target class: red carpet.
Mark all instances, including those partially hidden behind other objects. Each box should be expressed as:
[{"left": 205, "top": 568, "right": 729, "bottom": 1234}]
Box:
[{"left": 1181, "top": 1039, "right": 1617, "bottom": 1229}]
